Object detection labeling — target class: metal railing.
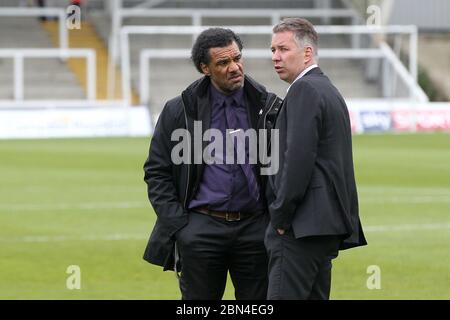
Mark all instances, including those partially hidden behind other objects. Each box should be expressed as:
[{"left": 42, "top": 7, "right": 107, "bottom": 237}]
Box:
[
  {"left": 107, "top": 6, "right": 360, "bottom": 99},
  {"left": 379, "top": 43, "right": 428, "bottom": 103},
  {"left": 138, "top": 47, "right": 427, "bottom": 111},
  {"left": 120, "top": 25, "right": 422, "bottom": 105},
  {"left": 118, "top": 8, "right": 357, "bottom": 26},
  {"left": 0, "top": 49, "right": 96, "bottom": 101},
  {"left": 0, "top": 7, "right": 68, "bottom": 50}
]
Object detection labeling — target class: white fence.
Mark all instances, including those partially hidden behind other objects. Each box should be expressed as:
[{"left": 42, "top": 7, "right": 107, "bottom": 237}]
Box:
[
  {"left": 107, "top": 6, "right": 360, "bottom": 98},
  {"left": 0, "top": 7, "right": 68, "bottom": 50},
  {"left": 117, "top": 8, "right": 358, "bottom": 26},
  {"left": 2, "top": 4, "right": 445, "bottom": 138},
  {"left": 0, "top": 49, "right": 97, "bottom": 102},
  {"left": 121, "top": 25, "right": 423, "bottom": 105},
  {"left": 139, "top": 47, "right": 427, "bottom": 107}
]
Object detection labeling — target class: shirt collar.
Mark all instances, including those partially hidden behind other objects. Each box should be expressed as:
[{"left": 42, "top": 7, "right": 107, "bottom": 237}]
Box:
[
  {"left": 286, "top": 64, "right": 318, "bottom": 93},
  {"left": 210, "top": 84, "right": 244, "bottom": 107}
]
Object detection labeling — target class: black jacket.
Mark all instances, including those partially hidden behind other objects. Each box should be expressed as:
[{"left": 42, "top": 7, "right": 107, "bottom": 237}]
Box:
[
  {"left": 267, "top": 67, "right": 367, "bottom": 250},
  {"left": 143, "top": 75, "right": 282, "bottom": 270}
]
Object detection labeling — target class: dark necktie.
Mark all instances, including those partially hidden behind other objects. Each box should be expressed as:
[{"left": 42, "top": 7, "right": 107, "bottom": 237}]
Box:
[{"left": 224, "top": 97, "right": 260, "bottom": 202}]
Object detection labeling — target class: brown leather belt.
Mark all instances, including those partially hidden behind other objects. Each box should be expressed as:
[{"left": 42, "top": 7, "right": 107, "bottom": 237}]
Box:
[{"left": 194, "top": 206, "right": 255, "bottom": 221}]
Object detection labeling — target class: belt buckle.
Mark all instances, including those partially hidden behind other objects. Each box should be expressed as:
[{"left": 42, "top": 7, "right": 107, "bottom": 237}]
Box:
[{"left": 225, "top": 212, "right": 241, "bottom": 221}]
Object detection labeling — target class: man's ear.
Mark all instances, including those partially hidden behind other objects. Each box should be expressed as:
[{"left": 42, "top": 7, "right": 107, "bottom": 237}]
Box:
[
  {"left": 200, "top": 63, "right": 210, "bottom": 76},
  {"left": 304, "top": 46, "right": 314, "bottom": 64}
]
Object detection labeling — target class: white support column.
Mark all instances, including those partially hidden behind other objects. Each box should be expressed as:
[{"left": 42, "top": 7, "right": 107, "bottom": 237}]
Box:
[
  {"left": 192, "top": 12, "right": 202, "bottom": 26},
  {"left": 14, "top": 54, "right": 24, "bottom": 101},
  {"left": 140, "top": 52, "right": 150, "bottom": 106},
  {"left": 86, "top": 51, "right": 97, "bottom": 101},
  {"left": 351, "top": 16, "right": 361, "bottom": 49},
  {"left": 392, "top": 34, "right": 402, "bottom": 97},
  {"left": 58, "top": 11, "right": 68, "bottom": 51},
  {"left": 410, "top": 27, "right": 418, "bottom": 82},
  {"left": 107, "top": 35, "right": 116, "bottom": 100},
  {"left": 192, "top": 12, "right": 202, "bottom": 44},
  {"left": 382, "top": 56, "right": 391, "bottom": 98},
  {"left": 120, "top": 31, "right": 131, "bottom": 105},
  {"left": 107, "top": 0, "right": 121, "bottom": 100}
]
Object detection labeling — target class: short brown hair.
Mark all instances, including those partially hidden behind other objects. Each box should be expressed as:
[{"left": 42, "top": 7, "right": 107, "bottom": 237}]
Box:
[{"left": 273, "top": 18, "right": 318, "bottom": 55}]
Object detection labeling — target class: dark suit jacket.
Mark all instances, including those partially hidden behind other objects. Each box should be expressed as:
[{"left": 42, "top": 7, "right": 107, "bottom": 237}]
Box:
[{"left": 267, "top": 67, "right": 366, "bottom": 250}]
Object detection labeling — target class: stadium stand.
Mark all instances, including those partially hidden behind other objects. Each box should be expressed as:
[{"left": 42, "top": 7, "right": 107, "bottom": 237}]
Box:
[
  {"left": 0, "top": 16, "right": 85, "bottom": 100},
  {"left": 41, "top": 19, "right": 136, "bottom": 101},
  {"left": 88, "top": 0, "right": 383, "bottom": 111},
  {"left": 0, "top": 0, "right": 421, "bottom": 106},
  {"left": 1, "top": 0, "right": 448, "bottom": 138}
]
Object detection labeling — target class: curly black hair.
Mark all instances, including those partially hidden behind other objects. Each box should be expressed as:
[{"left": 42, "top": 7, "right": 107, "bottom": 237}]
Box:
[{"left": 191, "top": 28, "right": 243, "bottom": 74}]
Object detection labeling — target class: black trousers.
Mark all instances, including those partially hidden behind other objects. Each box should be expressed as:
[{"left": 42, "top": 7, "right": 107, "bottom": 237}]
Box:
[
  {"left": 175, "top": 211, "right": 269, "bottom": 300},
  {"left": 265, "top": 224, "right": 341, "bottom": 300}
]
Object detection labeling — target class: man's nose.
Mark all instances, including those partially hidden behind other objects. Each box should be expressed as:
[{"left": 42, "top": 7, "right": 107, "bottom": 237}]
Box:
[
  {"left": 272, "top": 50, "right": 280, "bottom": 62},
  {"left": 229, "top": 61, "right": 240, "bottom": 72}
]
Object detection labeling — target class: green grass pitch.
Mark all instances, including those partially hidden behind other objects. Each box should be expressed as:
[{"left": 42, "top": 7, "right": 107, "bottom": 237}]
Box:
[{"left": 0, "top": 133, "right": 449, "bottom": 299}]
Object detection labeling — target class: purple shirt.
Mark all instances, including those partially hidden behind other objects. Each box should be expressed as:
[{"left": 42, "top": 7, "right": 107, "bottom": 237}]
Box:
[{"left": 188, "top": 84, "right": 264, "bottom": 212}]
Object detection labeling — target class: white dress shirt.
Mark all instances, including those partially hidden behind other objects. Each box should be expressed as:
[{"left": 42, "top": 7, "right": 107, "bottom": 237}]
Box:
[{"left": 286, "top": 64, "right": 318, "bottom": 93}]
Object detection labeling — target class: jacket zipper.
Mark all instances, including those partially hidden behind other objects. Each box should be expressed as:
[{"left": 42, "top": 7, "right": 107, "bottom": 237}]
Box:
[
  {"left": 263, "top": 95, "right": 279, "bottom": 131},
  {"left": 181, "top": 96, "right": 191, "bottom": 209},
  {"left": 263, "top": 96, "right": 279, "bottom": 152}
]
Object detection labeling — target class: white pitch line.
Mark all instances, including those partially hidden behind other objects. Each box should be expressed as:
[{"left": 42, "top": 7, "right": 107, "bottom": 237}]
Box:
[
  {"left": 360, "top": 195, "right": 450, "bottom": 203},
  {"left": 1, "top": 194, "right": 450, "bottom": 213},
  {"left": 0, "top": 201, "right": 149, "bottom": 212},
  {"left": 0, "top": 234, "right": 148, "bottom": 243},
  {"left": 364, "top": 223, "right": 450, "bottom": 232},
  {"left": 358, "top": 186, "right": 450, "bottom": 195},
  {"left": 1, "top": 223, "right": 449, "bottom": 243}
]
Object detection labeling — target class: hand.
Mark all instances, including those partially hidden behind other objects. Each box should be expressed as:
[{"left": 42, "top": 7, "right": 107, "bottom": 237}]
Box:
[{"left": 277, "top": 229, "right": 285, "bottom": 235}]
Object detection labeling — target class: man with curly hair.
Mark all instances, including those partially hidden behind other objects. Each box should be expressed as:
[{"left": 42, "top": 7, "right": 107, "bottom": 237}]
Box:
[{"left": 143, "top": 28, "right": 282, "bottom": 300}]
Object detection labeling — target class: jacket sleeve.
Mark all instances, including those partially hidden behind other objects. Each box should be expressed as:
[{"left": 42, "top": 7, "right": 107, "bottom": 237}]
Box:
[
  {"left": 143, "top": 101, "right": 188, "bottom": 236},
  {"left": 268, "top": 81, "right": 322, "bottom": 230}
]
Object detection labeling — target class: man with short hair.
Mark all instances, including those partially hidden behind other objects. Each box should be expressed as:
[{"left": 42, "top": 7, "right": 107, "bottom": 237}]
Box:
[
  {"left": 143, "top": 28, "right": 282, "bottom": 300},
  {"left": 266, "top": 18, "right": 367, "bottom": 300}
]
